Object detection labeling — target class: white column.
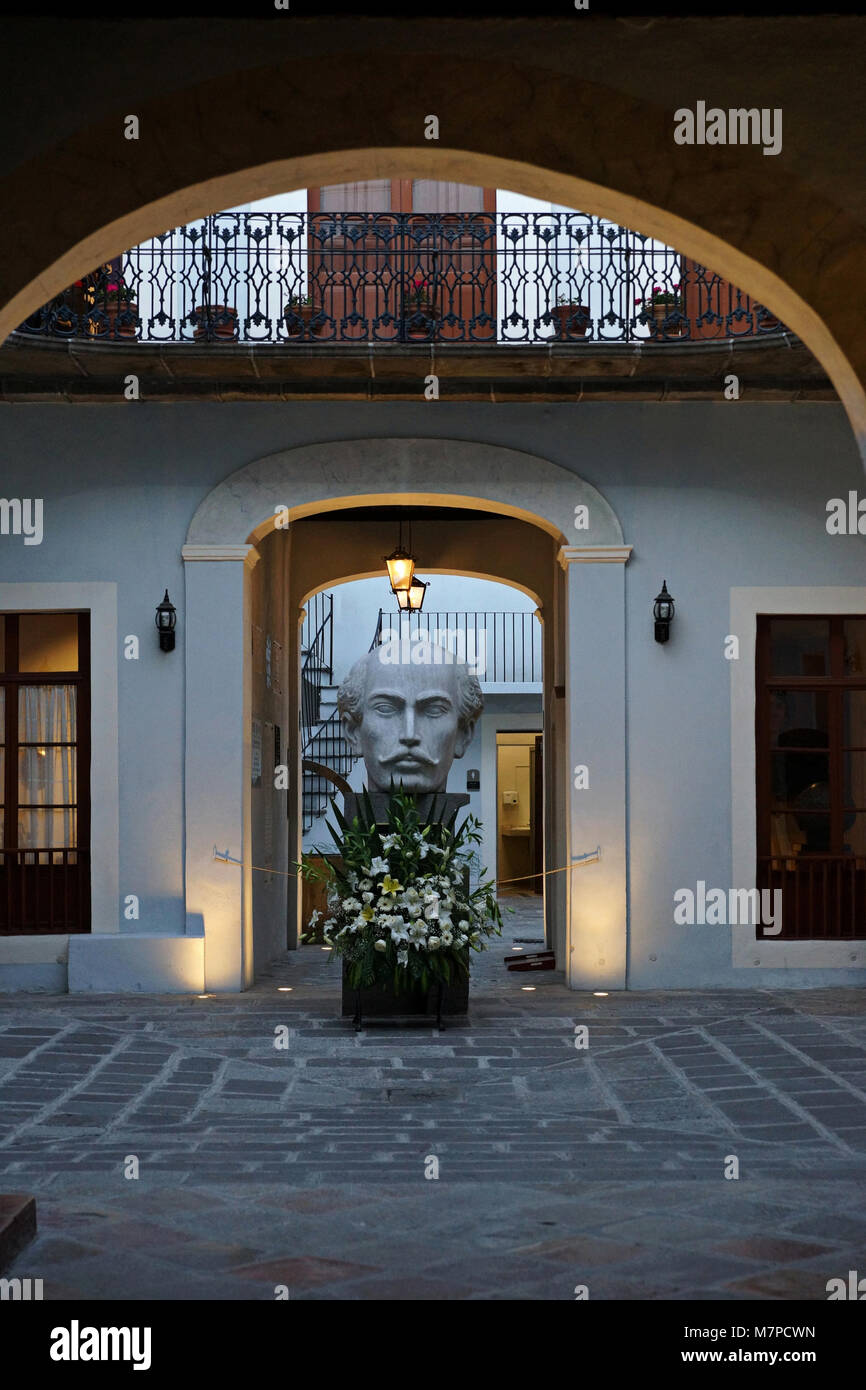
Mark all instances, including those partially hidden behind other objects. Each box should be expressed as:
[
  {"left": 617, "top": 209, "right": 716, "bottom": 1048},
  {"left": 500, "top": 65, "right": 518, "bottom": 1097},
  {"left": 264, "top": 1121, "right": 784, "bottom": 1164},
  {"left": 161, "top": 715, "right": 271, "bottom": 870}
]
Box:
[
  {"left": 559, "top": 544, "right": 632, "bottom": 990},
  {"left": 182, "top": 543, "right": 259, "bottom": 991}
]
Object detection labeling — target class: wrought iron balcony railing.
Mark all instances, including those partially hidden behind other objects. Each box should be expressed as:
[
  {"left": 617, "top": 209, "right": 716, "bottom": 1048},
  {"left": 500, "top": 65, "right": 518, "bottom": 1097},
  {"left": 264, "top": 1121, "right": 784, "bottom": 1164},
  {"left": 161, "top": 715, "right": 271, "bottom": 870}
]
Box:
[
  {"left": 375, "top": 609, "right": 542, "bottom": 684},
  {"left": 15, "top": 211, "right": 787, "bottom": 346}
]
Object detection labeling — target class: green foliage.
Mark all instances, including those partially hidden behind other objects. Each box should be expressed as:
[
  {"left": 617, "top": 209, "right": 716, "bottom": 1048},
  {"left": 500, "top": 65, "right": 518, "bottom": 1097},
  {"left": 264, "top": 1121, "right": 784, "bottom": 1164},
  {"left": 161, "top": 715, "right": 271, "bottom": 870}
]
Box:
[{"left": 303, "top": 788, "right": 501, "bottom": 993}]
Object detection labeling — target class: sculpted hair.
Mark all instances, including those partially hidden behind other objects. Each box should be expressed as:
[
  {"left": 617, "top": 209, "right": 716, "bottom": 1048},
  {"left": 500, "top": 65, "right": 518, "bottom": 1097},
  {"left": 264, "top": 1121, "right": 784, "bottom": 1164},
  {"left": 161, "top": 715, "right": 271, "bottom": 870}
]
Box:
[{"left": 337, "top": 643, "right": 483, "bottom": 737}]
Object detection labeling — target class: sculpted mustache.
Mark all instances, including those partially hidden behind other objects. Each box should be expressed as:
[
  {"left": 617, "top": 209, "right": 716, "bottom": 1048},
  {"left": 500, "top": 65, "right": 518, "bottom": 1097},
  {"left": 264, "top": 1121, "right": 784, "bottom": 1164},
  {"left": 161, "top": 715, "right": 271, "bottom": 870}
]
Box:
[{"left": 381, "top": 751, "right": 438, "bottom": 768}]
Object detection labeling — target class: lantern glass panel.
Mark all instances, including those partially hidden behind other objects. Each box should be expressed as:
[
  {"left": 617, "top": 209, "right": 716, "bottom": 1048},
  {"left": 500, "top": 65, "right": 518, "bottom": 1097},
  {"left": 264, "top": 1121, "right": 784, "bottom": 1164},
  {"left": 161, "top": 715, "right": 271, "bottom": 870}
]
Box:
[{"left": 385, "top": 551, "right": 415, "bottom": 592}]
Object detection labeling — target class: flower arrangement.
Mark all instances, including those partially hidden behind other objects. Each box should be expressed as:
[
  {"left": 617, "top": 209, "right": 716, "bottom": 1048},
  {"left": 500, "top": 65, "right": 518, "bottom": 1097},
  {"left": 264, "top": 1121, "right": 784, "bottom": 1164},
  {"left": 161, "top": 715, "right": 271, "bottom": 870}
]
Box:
[
  {"left": 408, "top": 273, "right": 435, "bottom": 311},
  {"left": 636, "top": 282, "right": 682, "bottom": 311},
  {"left": 103, "top": 280, "right": 136, "bottom": 305},
  {"left": 306, "top": 789, "right": 501, "bottom": 994}
]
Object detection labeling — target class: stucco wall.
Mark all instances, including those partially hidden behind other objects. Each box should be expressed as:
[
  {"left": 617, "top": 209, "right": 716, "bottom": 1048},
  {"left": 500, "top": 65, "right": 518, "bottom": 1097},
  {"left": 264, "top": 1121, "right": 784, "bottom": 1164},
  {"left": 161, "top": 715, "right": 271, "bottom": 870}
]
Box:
[{"left": 0, "top": 399, "right": 864, "bottom": 984}]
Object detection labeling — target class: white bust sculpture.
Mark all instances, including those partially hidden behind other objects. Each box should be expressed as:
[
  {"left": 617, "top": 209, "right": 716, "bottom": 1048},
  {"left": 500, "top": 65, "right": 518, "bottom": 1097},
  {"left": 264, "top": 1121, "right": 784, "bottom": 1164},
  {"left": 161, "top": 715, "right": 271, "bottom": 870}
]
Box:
[{"left": 337, "top": 638, "right": 483, "bottom": 794}]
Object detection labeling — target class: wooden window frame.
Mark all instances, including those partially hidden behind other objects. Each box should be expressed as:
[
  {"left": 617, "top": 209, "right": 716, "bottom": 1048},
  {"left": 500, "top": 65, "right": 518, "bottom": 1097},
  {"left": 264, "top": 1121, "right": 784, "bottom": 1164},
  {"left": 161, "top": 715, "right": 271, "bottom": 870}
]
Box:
[
  {"left": 0, "top": 611, "right": 91, "bottom": 934},
  {"left": 756, "top": 614, "right": 866, "bottom": 940}
]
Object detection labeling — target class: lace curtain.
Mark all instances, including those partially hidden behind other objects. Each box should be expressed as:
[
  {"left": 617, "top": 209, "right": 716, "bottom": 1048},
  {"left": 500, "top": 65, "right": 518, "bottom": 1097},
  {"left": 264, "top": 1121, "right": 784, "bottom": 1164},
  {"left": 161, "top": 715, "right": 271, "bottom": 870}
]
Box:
[{"left": 17, "top": 685, "right": 77, "bottom": 849}]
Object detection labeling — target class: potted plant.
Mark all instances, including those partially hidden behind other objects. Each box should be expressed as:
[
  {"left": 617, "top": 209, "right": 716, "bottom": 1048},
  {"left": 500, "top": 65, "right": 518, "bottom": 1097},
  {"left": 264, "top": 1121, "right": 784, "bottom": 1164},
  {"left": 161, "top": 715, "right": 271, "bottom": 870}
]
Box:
[
  {"left": 637, "top": 284, "right": 686, "bottom": 336},
  {"left": 405, "top": 273, "right": 437, "bottom": 339},
  {"left": 549, "top": 291, "right": 590, "bottom": 338},
  {"left": 89, "top": 277, "right": 139, "bottom": 339},
  {"left": 283, "top": 292, "right": 315, "bottom": 338},
  {"left": 306, "top": 788, "right": 501, "bottom": 1025},
  {"left": 191, "top": 302, "right": 239, "bottom": 341}
]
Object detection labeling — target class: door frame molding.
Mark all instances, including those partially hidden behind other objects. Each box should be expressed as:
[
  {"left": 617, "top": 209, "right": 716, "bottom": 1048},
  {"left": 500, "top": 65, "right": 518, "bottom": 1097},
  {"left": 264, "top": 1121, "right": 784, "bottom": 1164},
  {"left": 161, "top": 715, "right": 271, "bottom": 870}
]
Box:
[
  {"left": 0, "top": 581, "right": 118, "bottom": 966},
  {"left": 730, "top": 585, "right": 866, "bottom": 969}
]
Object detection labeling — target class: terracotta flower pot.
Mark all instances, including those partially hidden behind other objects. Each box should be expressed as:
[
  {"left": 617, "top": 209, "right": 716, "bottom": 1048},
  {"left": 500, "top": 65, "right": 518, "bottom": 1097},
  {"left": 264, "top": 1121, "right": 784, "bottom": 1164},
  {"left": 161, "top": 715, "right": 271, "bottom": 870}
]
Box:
[
  {"left": 107, "top": 303, "right": 138, "bottom": 339},
  {"left": 649, "top": 302, "right": 686, "bottom": 336},
  {"left": 551, "top": 304, "right": 590, "bottom": 337},
  {"left": 192, "top": 304, "right": 239, "bottom": 341},
  {"left": 284, "top": 303, "right": 313, "bottom": 337},
  {"left": 88, "top": 302, "right": 138, "bottom": 339},
  {"left": 406, "top": 305, "right": 436, "bottom": 339}
]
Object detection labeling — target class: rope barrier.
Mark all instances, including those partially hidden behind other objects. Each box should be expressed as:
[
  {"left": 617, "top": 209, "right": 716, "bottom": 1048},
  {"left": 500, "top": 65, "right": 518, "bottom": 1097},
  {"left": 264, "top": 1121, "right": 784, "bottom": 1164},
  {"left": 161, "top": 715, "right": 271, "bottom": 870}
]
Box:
[{"left": 212, "top": 844, "right": 601, "bottom": 889}]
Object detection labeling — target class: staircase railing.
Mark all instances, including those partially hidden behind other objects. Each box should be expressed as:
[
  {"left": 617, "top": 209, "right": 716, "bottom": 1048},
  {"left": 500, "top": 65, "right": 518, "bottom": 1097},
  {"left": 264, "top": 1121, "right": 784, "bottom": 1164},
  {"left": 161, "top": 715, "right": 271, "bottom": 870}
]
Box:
[
  {"left": 301, "top": 604, "right": 383, "bottom": 833},
  {"left": 302, "top": 706, "right": 361, "bottom": 832},
  {"left": 300, "top": 591, "right": 333, "bottom": 737}
]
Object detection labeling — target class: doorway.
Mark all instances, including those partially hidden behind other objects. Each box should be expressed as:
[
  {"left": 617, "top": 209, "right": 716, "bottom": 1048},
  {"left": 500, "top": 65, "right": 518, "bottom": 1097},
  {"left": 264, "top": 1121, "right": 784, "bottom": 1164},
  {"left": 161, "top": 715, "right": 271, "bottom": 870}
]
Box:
[
  {"left": 496, "top": 731, "right": 543, "bottom": 897},
  {"left": 307, "top": 179, "right": 496, "bottom": 342}
]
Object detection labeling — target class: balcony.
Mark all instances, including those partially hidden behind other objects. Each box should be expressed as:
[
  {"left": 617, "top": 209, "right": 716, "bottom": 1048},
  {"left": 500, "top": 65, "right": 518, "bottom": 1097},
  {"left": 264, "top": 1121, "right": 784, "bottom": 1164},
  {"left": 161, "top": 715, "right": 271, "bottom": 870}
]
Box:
[
  {"left": 15, "top": 211, "right": 788, "bottom": 347},
  {"left": 375, "top": 609, "right": 542, "bottom": 690}
]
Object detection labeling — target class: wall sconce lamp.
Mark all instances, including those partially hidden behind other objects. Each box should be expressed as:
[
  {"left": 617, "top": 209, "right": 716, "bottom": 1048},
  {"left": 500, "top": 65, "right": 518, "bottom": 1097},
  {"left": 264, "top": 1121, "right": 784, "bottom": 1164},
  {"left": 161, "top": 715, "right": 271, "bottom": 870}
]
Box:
[
  {"left": 395, "top": 574, "right": 429, "bottom": 612},
  {"left": 653, "top": 581, "right": 675, "bottom": 644},
  {"left": 155, "top": 589, "right": 177, "bottom": 652}
]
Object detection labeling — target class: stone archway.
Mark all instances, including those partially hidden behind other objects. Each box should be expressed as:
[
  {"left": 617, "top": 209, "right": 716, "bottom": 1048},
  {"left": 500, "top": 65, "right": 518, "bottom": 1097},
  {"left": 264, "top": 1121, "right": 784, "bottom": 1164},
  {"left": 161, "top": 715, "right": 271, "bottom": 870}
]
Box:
[
  {"left": 182, "top": 437, "right": 630, "bottom": 992},
  {"left": 4, "top": 16, "right": 866, "bottom": 452}
]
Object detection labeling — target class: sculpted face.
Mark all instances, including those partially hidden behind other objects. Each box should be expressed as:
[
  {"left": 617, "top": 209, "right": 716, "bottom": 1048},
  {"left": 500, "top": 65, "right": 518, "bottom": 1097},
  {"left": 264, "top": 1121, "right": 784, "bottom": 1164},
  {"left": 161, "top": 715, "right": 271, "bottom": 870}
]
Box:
[{"left": 343, "top": 651, "right": 472, "bottom": 794}]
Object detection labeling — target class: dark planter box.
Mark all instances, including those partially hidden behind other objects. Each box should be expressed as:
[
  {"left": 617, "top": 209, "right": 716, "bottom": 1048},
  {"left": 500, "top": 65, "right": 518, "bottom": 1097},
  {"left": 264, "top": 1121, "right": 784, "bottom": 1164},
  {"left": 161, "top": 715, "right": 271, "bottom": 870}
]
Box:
[{"left": 341, "top": 965, "right": 468, "bottom": 1019}]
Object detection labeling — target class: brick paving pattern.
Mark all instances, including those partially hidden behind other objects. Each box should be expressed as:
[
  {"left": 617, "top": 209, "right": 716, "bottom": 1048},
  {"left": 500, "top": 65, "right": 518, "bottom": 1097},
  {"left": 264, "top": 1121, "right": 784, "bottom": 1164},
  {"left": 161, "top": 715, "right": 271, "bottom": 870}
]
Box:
[{"left": 1, "top": 897, "right": 865, "bottom": 1299}]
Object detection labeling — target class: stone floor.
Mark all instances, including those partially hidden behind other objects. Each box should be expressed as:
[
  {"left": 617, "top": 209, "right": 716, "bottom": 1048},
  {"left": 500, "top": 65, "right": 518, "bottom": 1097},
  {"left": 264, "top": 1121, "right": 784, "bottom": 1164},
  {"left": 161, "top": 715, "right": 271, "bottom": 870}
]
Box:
[{"left": 1, "top": 895, "right": 865, "bottom": 1299}]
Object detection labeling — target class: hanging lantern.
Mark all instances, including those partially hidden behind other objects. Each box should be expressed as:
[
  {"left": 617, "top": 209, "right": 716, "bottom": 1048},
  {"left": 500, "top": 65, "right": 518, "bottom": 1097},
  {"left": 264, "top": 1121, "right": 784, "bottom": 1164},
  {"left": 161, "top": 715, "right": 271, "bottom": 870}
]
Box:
[
  {"left": 384, "top": 544, "right": 415, "bottom": 593},
  {"left": 395, "top": 574, "right": 429, "bottom": 613}
]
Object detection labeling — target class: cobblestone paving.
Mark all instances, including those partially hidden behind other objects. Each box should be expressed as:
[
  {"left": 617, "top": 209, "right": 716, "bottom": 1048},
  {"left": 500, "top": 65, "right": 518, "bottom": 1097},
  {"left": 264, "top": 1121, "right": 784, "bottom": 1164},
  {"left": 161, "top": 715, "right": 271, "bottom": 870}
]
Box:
[{"left": 1, "top": 897, "right": 865, "bottom": 1299}]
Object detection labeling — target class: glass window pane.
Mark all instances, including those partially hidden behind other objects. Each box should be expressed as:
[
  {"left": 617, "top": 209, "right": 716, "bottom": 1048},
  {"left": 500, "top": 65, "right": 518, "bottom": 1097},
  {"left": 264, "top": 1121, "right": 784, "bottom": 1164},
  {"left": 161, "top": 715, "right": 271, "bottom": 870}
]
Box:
[
  {"left": 768, "top": 618, "right": 830, "bottom": 677},
  {"left": 18, "top": 685, "right": 76, "bottom": 743},
  {"left": 769, "top": 690, "right": 829, "bottom": 747},
  {"left": 844, "top": 690, "right": 866, "bottom": 748},
  {"left": 771, "top": 751, "right": 829, "bottom": 807},
  {"left": 843, "top": 812, "right": 866, "bottom": 857},
  {"left": 18, "top": 745, "right": 76, "bottom": 807},
  {"left": 844, "top": 619, "right": 866, "bottom": 676},
  {"left": 843, "top": 753, "right": 866, "bottom": 810},
  {"left": 18, "top": 614, "right": 78, "bottom": 672},
  {"left": 412, "top": 181, "right": 484, "bottom": 213},
  {"left": 770, "top": 812, "right": 830, "bottom": 855},
  {"left": 17, "top": 808, "right": 77, "bottom": 849},
  {"left": 320, "top": 181, "right": 391, "bottom": 212}
]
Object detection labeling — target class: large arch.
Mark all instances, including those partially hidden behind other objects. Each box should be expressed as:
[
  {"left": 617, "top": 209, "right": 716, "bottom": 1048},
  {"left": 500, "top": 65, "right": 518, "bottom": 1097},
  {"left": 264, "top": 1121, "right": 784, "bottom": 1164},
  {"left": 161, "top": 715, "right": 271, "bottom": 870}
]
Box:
[
  {"left": 181, "top": 437, "right": 630, "bottom": 993},
  {"left": 185, "top": 436, "right": 623, "bottom": 549},
  {"left": 3, "top": 18, "right": 866, "bottom": 451}
]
